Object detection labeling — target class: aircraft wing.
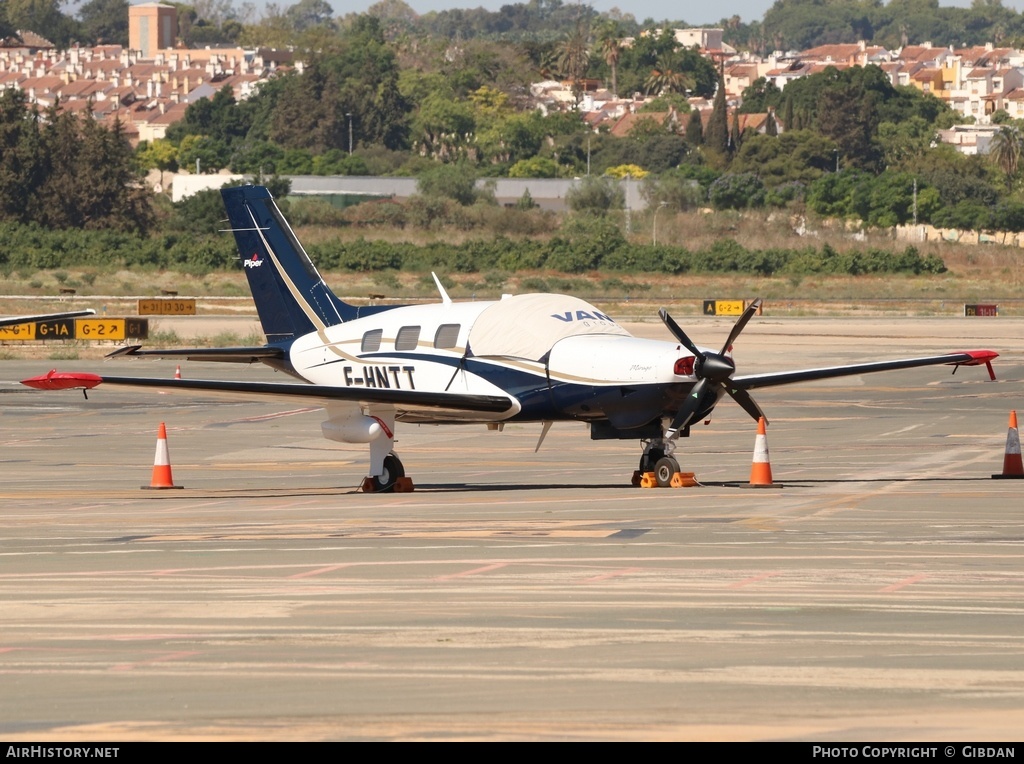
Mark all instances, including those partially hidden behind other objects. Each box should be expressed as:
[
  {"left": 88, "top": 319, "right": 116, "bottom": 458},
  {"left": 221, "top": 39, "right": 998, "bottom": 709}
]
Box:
[
  {"left": 107, "top": 345, "right": 285, "bottom": 364},
  {"left": 21, "top": 370, "right": 517, "bottom": 414},
  {"left": 0, "top": 309, "right": 95, "bottom": 328},
  {"left": 732, "top": 350, "right": 998, "bottom": 390}
]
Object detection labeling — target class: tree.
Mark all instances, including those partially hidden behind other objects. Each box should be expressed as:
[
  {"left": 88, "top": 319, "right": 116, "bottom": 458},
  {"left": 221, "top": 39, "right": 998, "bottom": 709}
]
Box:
[
  {"left": 816, "top": 80, "right": 882, "bottom": 172},
  {"left": 136, "top": 139, "right": 178, "bottom": 189},
  {"left": 412, "top": 92, "right": 475, "bottom": 160},
  {"left": 565, "top": 176, "right": 624, "bottom": 213},
  {"left": 4, "top": 0, "right": 76, "bottom": 46},
  {"left": 730, "top": 111, "right": 742, "bottom": 153},
  {"left": 177, "top": 134, "right": 230, "bottom": 173},
  {"left": 77, "top": 0, "right": 129, "bottom": 45},
  {"left": 641, "top": 170, "right": 705, "bottom": 211},
  {"left": 705, "top": 76, "right": 729, "bottom": 155},
  {"left": 738, "top": 77, "right": 782, "bottom": 114},
  {"left": 989, "top": 125, "right": 1024, "bottom": 187},
  {"left": 0, "top": 91, "right": 151, "bottom": 232},
  {"left": 0, "top": 90, "right": 43, "bottom": 222},
  {"left": 596, "top": 20, "right": 623, "bottom": 98},
  {"left": 417, "top": 162, "right": 478, "bottom": 205},
  {"left": 509, "top": 156, "right": 559, "bottom": 178},
  {"left": 708, "top": 173, "right": 766, "bottom": 210},
  {"left": 554, "top": 21, "right": 591, "bottom": 101},
  {"left": 685, "top": 109, "right": 703, "bottom": 146},
  {"left": 644, "top": 51, "right": 694, "bottom": 97},
  {"left": 285, "top": 0, "right": 335, "bottom": 31},
  {"left": 731, "top": 130, "right": 838, "bottom": 186},
  {"left": 605, "top": 164, "right": 647, "bottom": 179}
]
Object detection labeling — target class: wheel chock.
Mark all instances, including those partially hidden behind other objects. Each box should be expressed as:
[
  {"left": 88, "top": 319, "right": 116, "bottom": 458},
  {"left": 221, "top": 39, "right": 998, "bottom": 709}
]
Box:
[
  {"left": 631, "top": 470, "right": 643, "bottom": 487},
  {"left": 670, "top": 471, "right": 698, "bottom": 488},
  {"left": 394, "top": 477, "right": 415, "bottom": 492},
  {"left": 360, "top": 477, "right": 375, "bottom": 492},
  {"left": 639, "top": 471, "right": 659, "bottom": 488}
]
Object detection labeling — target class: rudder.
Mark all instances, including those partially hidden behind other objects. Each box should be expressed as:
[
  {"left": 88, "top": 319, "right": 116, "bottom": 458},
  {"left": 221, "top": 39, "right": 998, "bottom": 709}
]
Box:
[{"left": 221, "top": 185, "right": 354, "bottom": 343}]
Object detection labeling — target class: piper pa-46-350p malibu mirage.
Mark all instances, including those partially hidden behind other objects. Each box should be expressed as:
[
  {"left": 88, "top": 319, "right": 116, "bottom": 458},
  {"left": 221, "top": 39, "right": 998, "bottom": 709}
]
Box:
[{"left": 23, "top": 185, "right": 1000, "bottom": 491}]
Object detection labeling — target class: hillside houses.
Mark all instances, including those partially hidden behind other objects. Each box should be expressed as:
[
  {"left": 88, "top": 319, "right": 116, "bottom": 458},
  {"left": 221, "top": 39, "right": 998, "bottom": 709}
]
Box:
[
  {"left": 7, "top": 13, "right": 1024, "bottom": 160},
  {"left": 0, "top": 40, "right": 292, "bottom": 145},
  {"left": 533, "top": 34, "right": 1024, "bottom": 155}
]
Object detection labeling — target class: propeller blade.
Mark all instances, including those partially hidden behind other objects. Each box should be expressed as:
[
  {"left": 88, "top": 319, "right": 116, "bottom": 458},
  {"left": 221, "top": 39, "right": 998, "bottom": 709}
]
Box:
[
  {"left": 719, "top": 298, "right": 762, "bottom": 355},
  {"left": 661, "top": 299, "right": 766, "bottom": 439},
  {"left": 666, "top": 378, "right": 710, "bottom": 438},
  {"left": 659, "top": 308, "right": 705, "bottom": 362},
  {"left": 726, "top": 385, "right": 766, "bottom": 424}
]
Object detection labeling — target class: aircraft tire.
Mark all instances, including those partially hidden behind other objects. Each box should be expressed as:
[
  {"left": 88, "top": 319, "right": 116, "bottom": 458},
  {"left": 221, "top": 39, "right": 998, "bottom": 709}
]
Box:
[
  {"left": 369, "top": 453, "right": 405, "bottom": 492},
  {"left": 654, "top": 456, "right": 679, "bottom": 487}
]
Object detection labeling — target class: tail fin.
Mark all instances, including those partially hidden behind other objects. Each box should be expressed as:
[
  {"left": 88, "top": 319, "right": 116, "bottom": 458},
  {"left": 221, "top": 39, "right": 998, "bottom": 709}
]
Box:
[{"left": 221, "top": 185, "right": 355, "bottom": 344}]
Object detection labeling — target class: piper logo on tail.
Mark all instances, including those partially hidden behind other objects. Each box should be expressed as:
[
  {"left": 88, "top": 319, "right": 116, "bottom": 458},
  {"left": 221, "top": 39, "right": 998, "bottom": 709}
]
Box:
[{"left": 244, "top": 253, "right": 264, "bottom": 268}]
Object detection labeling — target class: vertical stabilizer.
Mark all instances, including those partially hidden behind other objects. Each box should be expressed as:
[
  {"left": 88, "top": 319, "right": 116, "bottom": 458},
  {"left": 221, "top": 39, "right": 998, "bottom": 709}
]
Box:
[{"left": 221, "top": 185, "right": 354, "bottom": 343}]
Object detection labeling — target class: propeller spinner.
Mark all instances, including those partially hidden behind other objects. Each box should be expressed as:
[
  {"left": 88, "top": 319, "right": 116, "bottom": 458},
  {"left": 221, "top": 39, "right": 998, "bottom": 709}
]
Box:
[{"left": 659, "top": 299, "right": 765, "bottom": 439}]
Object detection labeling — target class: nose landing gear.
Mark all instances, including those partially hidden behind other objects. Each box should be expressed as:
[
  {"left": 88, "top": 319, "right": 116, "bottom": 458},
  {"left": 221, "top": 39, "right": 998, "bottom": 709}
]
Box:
[{"left": 633, "top": 439, "right": 682, "bottom": 487}]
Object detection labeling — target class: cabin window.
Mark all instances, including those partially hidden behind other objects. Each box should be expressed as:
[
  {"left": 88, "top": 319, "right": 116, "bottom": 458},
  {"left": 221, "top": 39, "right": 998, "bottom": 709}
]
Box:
[
  {"left": 395, "top": 326, "right": 421, "bottom": 351},
  {"left": 434, "top": 324, "right": 460, "bottom": 349},
  {"left": 361, "top": 329, "right": 382, "bottom": 353}
]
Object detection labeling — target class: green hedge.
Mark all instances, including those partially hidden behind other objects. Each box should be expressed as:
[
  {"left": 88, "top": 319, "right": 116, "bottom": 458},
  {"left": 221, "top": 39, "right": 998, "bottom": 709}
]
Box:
[{"left": 0, "top": 223, "right": 946, "bottom": 279}]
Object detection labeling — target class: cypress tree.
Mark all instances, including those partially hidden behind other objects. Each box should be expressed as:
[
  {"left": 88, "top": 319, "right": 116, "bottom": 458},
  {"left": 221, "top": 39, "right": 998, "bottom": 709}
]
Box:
[
  {"left": 705, "top": 75, "right": 729, "bottom": 154},
  {"left": 685, "top": 108, "right": 703, "bottom": 145}
]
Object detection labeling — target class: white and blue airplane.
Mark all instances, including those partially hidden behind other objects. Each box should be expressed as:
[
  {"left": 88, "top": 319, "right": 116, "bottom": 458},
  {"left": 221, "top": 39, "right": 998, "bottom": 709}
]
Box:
[{"left": 23, "top": 185, "right": 999, "bottom": 491}]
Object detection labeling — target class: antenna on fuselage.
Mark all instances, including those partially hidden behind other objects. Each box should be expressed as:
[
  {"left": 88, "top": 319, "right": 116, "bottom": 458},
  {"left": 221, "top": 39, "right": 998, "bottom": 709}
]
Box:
[{"left": 432, "top": 272, "right": 452, "bottom": 305}]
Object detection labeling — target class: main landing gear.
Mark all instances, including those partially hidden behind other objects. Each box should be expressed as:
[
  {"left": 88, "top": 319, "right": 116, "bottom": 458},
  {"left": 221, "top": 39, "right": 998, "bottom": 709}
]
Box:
[
  {"left": 634, "top": 438, "right": 680, "bottom": 487},
  {"left": 363, "top": 452, "right": 406, "bottom": 492}
]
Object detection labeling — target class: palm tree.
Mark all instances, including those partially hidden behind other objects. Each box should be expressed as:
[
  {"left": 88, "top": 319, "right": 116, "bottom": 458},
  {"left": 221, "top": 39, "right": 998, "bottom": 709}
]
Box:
[
  {"left": 596, "top": 21, "right": 622, "bottom": 98},
  {"left": 555, "top": 21, "right": 591, "bottom": 102},
  {"left": 644, "top": 52, "right": 694, "bottom": 97},
  {"left": 990, "top": 125, "right": 1024, "bottom": 187}
]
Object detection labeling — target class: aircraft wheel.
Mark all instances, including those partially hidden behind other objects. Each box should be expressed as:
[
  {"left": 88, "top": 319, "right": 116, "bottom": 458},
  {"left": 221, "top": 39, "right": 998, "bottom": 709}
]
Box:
[
  {"left": 653, "top": 456, "right": 680, "bottom": 487},
  {"left": 369, "top": 453, "right": 405, "bottom": 492}
]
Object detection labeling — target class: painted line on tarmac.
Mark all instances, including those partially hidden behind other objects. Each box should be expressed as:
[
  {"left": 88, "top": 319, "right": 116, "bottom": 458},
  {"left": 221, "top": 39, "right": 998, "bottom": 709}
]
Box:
[
  {"left": 288, "top": 563, "right": 355, "bottom": 579},
  {"left": 879, "top": 574, "right": 930, "bottom": 592},
  {"left": 579, "top": 567, "right": 642, "bottom": 583},
  {"left": 435, "top": 563, "right": 509, "bottom": 580},
  {"left": 729, "top": 571, "right": 784, "bottom": 588}
]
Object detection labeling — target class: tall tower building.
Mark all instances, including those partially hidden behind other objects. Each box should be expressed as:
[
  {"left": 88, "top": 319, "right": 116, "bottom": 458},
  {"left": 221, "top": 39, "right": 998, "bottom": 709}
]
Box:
[{"left": 129, "top": 3, "right": 177, "bottom": 58}]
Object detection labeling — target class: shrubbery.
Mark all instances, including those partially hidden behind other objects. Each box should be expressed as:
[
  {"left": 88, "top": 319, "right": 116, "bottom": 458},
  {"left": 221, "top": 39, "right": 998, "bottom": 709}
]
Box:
[{"left": 0, "top": 218, "right": 947, "bottom": 280}]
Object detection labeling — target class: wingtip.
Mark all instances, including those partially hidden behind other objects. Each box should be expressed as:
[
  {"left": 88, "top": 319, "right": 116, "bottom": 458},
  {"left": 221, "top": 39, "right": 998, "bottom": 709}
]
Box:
[
  {"left": 21, "top": 370, "right": 103, "bottom": 390},
  {"left": 950, "top": 349, "right": 999, "bottom": 381}
]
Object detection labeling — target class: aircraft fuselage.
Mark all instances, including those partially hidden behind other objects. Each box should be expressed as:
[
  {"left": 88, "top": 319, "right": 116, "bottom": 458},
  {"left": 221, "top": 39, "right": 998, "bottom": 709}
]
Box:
[{"left": 288, "top": 300, "right": 702, "bottom": 429}]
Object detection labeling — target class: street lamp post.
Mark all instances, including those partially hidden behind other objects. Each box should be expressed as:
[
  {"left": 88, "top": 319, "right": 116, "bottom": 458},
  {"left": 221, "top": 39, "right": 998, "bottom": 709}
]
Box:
[
  {"left": 347, "top": 112, "right": 353, "bottom": 155},
  {"left": 652, "top": 201, "right": 668, "bottom": 246}
]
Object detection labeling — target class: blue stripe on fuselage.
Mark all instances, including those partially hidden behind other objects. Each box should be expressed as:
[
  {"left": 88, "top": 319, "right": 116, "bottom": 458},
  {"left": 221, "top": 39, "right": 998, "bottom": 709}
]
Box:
[{"left": 309, "top": 351, "right": 689, "bottom": 424}]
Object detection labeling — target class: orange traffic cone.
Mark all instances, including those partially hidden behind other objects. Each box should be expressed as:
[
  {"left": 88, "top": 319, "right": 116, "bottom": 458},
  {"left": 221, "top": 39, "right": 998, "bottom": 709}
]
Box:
[
  {"left": 993, "top": 410, "right": 1024, "bottom": 479},
  {"left": 174, "top": 365, "right": 181, "bottom": 380},
  {"left": 746, "top": 416, "right": 780, "bottom": 488},
  {"left": 142, "top": 422, "right": 183, "bottom": 489}
]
